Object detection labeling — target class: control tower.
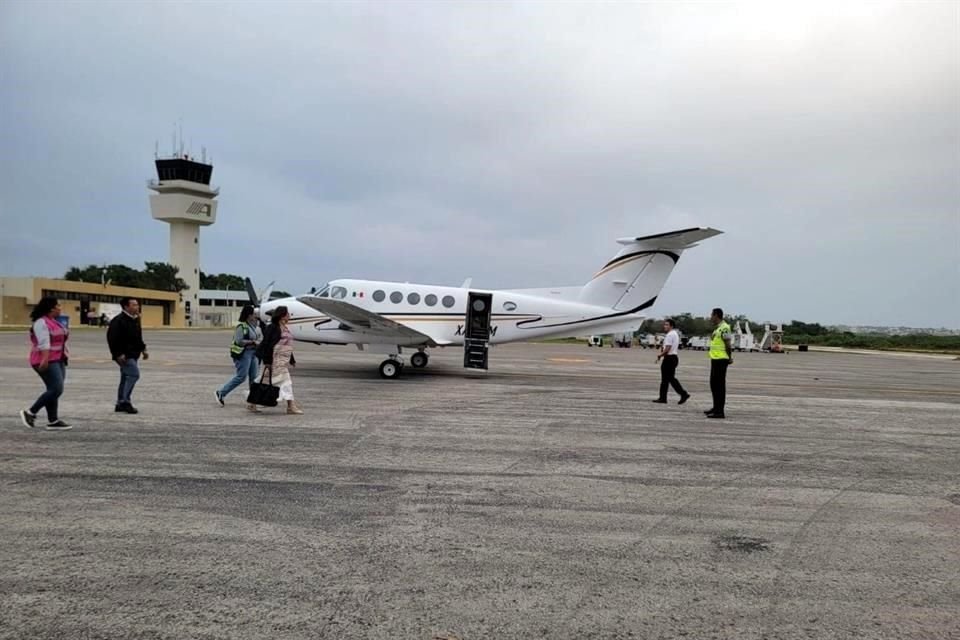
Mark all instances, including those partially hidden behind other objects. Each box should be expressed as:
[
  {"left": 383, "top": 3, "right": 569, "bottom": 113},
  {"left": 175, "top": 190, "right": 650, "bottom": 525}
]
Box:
[{"left": 148, "top": 153, "right": 218, "bottom": 326}]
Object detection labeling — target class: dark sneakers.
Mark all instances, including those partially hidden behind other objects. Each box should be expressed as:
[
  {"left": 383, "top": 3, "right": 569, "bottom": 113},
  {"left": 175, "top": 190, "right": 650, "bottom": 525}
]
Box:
[
  {"left": 214, "top": 390, "right": 225, "bottom": 407},
  {"left": 678, "top": 394, "right": 691, "bottom": 405},
  {"left": 45, "top": 420, "right": 72, "bottom": 431},
  {"left": 651, "top": 399, "right": 668, "bottom": 404},
  {"left": 20, "top": 409, "right": 36, "bottom": 429},
  {"left": 707, "top": 413, "right": 726, "bottom": 419},
  {"left": 115, "top": 403, "right": 139, "bottom": 414},
  {"left": 703, "top": 408, "right": 715, "bottom": 415}
]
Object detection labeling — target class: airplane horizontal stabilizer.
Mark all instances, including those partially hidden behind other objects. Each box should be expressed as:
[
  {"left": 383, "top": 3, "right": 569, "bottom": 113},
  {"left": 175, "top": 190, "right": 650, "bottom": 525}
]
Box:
[{"left": 615, "top": 227, "right": 723, "bottom": 249}]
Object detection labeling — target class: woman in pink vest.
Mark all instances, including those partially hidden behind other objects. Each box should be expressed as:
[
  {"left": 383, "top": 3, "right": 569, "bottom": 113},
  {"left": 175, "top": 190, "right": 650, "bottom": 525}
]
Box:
[{"left": 20, "top": 297, "right": 72, "bottom": 430}]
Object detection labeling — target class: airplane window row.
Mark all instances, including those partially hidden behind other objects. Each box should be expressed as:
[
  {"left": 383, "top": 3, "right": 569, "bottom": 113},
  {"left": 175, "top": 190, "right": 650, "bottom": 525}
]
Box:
[{"left": 372, "top": 289, "right": 456, "bottom": 308}]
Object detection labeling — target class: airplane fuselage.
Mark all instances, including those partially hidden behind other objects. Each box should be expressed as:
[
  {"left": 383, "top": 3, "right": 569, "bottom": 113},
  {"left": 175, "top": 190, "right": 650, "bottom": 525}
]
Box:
[{"left": 266, "top": 278, "right": 648, "bottom": 349}]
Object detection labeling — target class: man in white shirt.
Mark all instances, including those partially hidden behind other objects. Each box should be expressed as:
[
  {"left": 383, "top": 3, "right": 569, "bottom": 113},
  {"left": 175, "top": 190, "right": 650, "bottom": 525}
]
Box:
[{"left": 652, "top": 318, "right": 690, "bottom": 405}]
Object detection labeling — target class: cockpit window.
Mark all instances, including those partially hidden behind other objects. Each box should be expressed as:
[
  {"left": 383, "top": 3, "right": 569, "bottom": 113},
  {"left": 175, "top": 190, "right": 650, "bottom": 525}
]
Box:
[
  {"left": 314, "top": 284, "right": 330, "bottom": 298},
  {"left": 331, "top": 286, "right": 348, "bottom": 300}
]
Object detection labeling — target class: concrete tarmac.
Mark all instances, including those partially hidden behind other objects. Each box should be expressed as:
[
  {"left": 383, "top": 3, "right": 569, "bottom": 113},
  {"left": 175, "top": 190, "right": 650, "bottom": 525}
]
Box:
[{"left": 1, "top": 330, "right": 958, "bottom": 639}]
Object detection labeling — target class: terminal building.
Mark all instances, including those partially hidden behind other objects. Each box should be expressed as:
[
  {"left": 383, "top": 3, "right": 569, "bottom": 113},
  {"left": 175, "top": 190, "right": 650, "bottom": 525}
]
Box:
[
  {"left": 0, "top": 277, "right": 185, "bottom": 328},
  {"left": 196, "top": 289, "right": 252, "bottom": 327},
  {"left": 2, "top": 139, "right": 245, "bottom": 329}
]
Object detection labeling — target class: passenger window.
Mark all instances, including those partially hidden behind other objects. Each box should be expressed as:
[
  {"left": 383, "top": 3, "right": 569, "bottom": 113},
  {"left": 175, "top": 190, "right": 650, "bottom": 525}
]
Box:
[
  {"left": 390, "top": 291, "right": 403, "bottom": 304},
  {"left": 408, "top": 293, "right": 421, "bottom": 305},
  {"left": 373, "top": 290, "right": 385, "bottom": 302},
  {"left": 442, "top": 295, "right": 456, "bottom": 308},
  {"left": 503, "top": 301, "right": 517, "bottom": 311},
  {"left": 331, "top": 286, "right": 348, "bottom": 300},
  {"left": 425, "top": 294, "right": 437, "bottom": 307}
]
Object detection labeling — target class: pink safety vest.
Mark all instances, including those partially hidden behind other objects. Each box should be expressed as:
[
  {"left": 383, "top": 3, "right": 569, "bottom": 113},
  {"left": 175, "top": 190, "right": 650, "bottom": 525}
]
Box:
[{"left": 29, "top": 316, "right": 69, "bottom": 367}]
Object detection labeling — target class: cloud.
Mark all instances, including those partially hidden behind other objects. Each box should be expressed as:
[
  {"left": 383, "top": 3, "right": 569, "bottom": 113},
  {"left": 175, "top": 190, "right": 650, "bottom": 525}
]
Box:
[{"left": 1, "top": 0, "right": 957, "bottom": 327}]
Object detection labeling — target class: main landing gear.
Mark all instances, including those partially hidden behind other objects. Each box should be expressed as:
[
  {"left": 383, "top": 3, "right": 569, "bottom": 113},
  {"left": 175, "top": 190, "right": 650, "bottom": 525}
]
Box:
[
  {"left": 410, "top": 351, "right": 429, "bottom": 369},
  {"left": 379, "top": 350, "right": 429, "bottom": 379}
]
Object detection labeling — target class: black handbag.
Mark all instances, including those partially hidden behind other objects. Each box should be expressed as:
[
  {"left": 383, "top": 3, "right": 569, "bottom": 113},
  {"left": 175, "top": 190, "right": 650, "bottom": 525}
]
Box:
[{"left": 247, "top": 369, "right": 280, "bottom": 407}]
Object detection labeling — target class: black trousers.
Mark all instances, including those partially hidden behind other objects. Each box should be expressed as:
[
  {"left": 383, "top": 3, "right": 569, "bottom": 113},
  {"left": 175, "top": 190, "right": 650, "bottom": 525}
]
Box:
[
  {"left": 659, "top": 355, "right": 687, "bottom": 400},
  {"left": 710, "top": 359, "right": 730, "bottom": 414}
]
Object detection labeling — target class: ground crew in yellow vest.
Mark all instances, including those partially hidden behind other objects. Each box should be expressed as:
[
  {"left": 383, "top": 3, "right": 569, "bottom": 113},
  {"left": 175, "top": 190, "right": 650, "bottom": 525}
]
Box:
[
  {"left": 705, "top": 307, "right": 734, "bottom": 419},
  {"left": 215, "top": 305, "right": 263, "bottom": 412}
]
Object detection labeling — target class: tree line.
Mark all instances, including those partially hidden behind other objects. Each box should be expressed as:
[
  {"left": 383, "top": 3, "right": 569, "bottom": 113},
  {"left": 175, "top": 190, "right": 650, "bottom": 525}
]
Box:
[
  {"left": 638, "top": 313, "right": 765, "bottom": 337},
  {"left": 65, "top": 263, "right": 189, "bottom": 292},
  {"left": 64, "top": 264, "right": 289, "bottom": 298}
]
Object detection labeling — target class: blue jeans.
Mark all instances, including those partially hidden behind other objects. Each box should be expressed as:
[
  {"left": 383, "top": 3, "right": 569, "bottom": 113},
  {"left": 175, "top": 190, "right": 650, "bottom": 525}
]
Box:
[
  {"left": 30, "top": 361, "right": 65, "bottom": 421},
  {"left": 117, "top": 357, "right": 140, "bottom": 405},
  {"left": 219, "top": 350, "right": 259, "bottom": 399}
]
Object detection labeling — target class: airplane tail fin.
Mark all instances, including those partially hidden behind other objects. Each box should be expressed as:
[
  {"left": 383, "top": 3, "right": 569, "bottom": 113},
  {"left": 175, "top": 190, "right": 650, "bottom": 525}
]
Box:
[{"left": 578, "top": 227, "right": 722, "bottom": 311}]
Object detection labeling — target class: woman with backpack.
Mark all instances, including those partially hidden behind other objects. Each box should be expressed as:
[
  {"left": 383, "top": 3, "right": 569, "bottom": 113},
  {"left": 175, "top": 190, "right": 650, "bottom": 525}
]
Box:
[
  {"left": 258, "top": 305, "right": 303, "bottom": 415},
  {"left": 19, "top": 297, "right": 72, "bottom": 430},
  {"left": 214, "top": 305, "right": 263, "bottom": 412}
]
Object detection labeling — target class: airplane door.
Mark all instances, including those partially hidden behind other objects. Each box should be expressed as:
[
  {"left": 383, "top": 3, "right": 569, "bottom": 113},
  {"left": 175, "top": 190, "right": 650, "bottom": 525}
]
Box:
[{"left": 464, "top": 292, "right": 493, "bottom": 370}]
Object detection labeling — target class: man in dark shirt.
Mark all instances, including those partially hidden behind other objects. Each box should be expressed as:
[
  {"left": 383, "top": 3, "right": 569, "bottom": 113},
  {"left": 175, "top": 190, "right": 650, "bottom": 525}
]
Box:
[{"left": 107, "top": 297, "right": 149, "bottom": 414}]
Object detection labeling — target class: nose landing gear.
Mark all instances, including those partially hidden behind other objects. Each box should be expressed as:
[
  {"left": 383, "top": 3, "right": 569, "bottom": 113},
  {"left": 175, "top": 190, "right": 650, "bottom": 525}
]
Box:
[{"left": 379, "top": 357, "right": 404, "bottom": 379}]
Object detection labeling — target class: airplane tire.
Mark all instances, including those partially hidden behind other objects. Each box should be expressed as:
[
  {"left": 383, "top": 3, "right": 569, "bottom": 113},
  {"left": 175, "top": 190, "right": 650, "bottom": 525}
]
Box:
[
  {"left": 411, "top": 352, "right": 429, "bottom": 368},
  {"left": 379, "top": 359, "right": 402, "bottom": 379}
]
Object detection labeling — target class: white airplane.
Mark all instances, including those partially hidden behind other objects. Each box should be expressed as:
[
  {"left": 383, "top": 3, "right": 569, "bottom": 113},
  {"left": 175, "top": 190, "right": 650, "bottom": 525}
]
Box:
[{"left": 256, "top": 227, "right": 722, "bottom": 378}]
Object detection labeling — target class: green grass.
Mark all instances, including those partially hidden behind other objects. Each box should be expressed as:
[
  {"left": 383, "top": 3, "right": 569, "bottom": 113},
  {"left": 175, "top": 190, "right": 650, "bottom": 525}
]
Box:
[{"left": 785, "top": 333, "right": 960, "bottom": 356}]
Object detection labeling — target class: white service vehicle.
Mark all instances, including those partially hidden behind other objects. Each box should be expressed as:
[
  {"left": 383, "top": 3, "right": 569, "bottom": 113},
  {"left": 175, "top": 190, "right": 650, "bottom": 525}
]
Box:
[{"left": 734, "top": 321, "right": 758, "bottom": 352}]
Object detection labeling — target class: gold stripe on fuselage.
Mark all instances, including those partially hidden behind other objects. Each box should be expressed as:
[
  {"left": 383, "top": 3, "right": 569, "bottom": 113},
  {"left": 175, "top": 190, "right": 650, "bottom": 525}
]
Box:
[
  {"left": 592, "top": 253, "right": 653, "bottom": 280},
  {"left": 287, "top": 314, "right": 542, "bottom": 326}
]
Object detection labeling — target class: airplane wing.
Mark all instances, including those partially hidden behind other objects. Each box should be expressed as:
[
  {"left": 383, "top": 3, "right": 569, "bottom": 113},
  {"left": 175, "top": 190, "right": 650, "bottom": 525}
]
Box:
[{"left": 296, "top": 296, "right": 437, "bottom": 345}]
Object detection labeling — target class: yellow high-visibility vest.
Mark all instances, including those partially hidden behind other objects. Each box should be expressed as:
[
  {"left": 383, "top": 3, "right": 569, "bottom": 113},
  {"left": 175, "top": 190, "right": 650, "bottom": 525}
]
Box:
[
  {"left": 709, "top": 321, "right": 732, "bottom": 360},
  {"left": 230, "top": 323, "right": 252, "bottom": 357}
]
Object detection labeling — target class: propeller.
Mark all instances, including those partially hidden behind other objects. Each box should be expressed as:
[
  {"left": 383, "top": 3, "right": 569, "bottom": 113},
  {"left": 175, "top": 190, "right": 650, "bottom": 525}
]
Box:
[{"left": 244, "top": 278, "right": 276, "bottom": 306}]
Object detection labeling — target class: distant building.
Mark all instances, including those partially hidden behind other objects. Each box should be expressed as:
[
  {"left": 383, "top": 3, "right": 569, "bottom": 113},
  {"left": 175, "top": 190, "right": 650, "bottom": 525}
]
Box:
[
  {"left": 196, "top": 289, "right": 252, "bottom": 327},
  {"left": 0, "top": 277, "right": 184, "bottom": 328},
  {"left": 830, "top": 325, "right": 960, "bottom": 336}
]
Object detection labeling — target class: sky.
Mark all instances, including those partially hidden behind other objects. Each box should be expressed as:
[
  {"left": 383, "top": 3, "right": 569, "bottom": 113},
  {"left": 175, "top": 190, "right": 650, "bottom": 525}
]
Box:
[{"left": 1, "top": 1, "right": 958, "bottom": 328}]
